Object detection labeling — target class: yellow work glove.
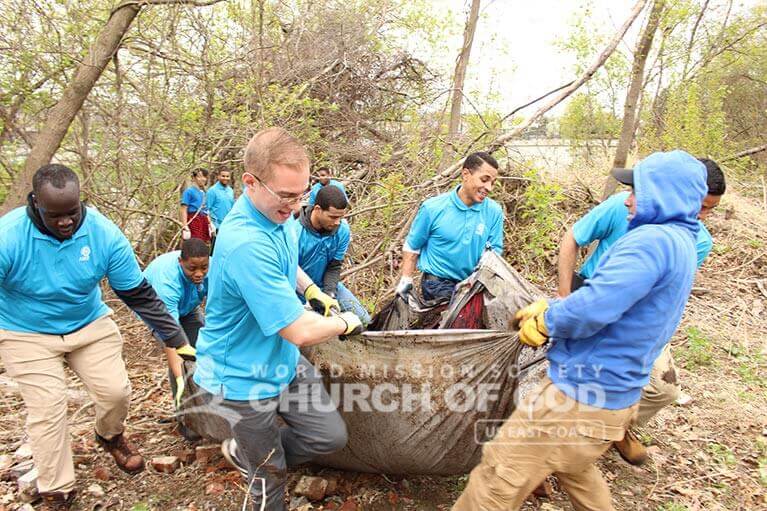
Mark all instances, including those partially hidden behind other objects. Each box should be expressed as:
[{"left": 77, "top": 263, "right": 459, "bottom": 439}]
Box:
[
  {"left": 176, "top": 344, "right": 196, "bottom": 361},
  {"left": 305, "top": 283, "right": 340, "bottom": 317},
  {"left": 338, "top": 311, "right": 364, "bottom": 336},
  {"left": 174, "top": 376, "right": 185, "bottom": 409},
  {"left": 514, "top": 299, "right": 550, "bottom": 347}
]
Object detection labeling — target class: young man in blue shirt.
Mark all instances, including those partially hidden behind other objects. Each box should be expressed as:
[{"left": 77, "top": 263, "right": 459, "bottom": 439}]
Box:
[
  {"left": 206, "top": 169, "right": 235, "bottom": 232},
  {"left": 297, "top": 185, "right": 370, "bottom": 324},
  {"left": 454, "top": 151, "right": 708, "bottom": 511},
  {"left": 556, "top": 158, "right": 726, "bottom": 465},
  {"left": 396, "top": 152, "right": 504, "bottom": 301},
  {"left": 180, "top": 168, "right": 212, "bottom": 243},
  {"left": 308, "top": 166, "right": 347, "bottom": 206},
  {"left": 143, "top": 238, "right": 209, "bottom": 439},
  {"left": 0, "top": 165, "right": 194, "bottom": 510},
  {"left": 192, "top": 128, "right": 362, "bottom": 511}
]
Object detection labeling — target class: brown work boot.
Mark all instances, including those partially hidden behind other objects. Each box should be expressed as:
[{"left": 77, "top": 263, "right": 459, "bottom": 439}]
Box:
[
  {"left": 614, "top": 428, "right": 648, "bottom": 466},
  {"left": 39, "top": 489, "right": 77, "bottom": 510},
  {"left": 96, "top": 432, "right": 145, "bottom": 474}
]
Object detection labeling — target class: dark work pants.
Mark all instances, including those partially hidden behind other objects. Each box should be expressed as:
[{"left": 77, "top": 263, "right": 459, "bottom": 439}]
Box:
[
  {"left": 571, "top": 272, "right": 586, "bottom": 292},
  {"left": 201, "top": 356, "right": 347, "bottom": 511},
  {"left": 421, "top": 273, "right": 458, "bottom": 302}
]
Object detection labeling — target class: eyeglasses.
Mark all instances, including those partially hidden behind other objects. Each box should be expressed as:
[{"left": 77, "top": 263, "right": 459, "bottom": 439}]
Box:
[{"left": 255, "top": 176, "right": 310, "bottom": 206}]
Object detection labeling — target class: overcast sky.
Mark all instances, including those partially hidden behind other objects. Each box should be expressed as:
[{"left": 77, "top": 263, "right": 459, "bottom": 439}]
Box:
[{"left": 414, "top": 0, "right": 761, "bottom": 117}]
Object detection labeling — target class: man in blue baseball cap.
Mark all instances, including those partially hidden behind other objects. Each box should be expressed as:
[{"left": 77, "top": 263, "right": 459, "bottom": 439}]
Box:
[
  {"left": 454, "top": 150, "right": 707, "bottom": 511},
  {"left": 0, "top": 164, "right": 193, "bottom": 509}
]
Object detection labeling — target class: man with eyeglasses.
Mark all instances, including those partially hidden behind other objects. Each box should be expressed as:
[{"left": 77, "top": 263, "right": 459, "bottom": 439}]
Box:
[{"left": 192, "top": 127, "right": 362, "bottom": 511}]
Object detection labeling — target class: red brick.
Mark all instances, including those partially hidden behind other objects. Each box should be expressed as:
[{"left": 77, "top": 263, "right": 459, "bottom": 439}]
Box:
[{"left": 151, "top": 456, "right": 180, "bottom": 474}]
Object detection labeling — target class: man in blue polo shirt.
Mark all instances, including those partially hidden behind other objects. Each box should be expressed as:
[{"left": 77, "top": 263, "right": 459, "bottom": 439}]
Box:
[
  {"left": 143, "top": 238, "right": 209, "bottom": 439},
  {"left": 206, "top": 169, "right": 235, "bottom": 231},
  {"left": 308, "top": 166, "right": 347, "bottom": 206},
  {"left": 297, "top": 185, "right": 370, "bottom": 324},
  {"left": 396, "top": 151, "right": 504, "bottom": 301},
  {"left": 556, "top": 157, "right": 726, "bottom": 465},
  {"left": 454, "top": 151, "right": 707, "bottom": 511},
  {"left": 192, "top": 128, "right": 362, "bottom": 511},
  {"left": 0, "top": 164, "right": 193, "bottom": 509}
]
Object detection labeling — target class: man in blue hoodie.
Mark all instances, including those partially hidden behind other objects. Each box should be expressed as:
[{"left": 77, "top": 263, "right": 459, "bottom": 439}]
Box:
[
  {"left": 453, "top": 151, "right": 707, "bottom": 511},
  {"left": 556, "top": 158, "right": 725, "bottom": 465}
]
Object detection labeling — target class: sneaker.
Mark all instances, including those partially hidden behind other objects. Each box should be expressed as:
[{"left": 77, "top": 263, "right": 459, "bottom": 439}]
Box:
[
  {"left": 221, "top": 438, "right": 248, "bottom": 478},
  {"left": 95, "top": 432, "right": 145, "bottom": 474},
  {"left": 613, "top": 428, "right": 649, "bottom": 466},
  {"left": 39, "top": 489, "right": 77, "bottom": 511}
]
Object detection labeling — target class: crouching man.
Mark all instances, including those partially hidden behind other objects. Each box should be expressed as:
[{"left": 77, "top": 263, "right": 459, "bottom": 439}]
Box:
[
  {"left": 297, "top": 185, "right": 370, "bottom": 324},
  {"left": 0, "top": 165, "right": 192, "bottom": 510},
  {"left": 193, "top": 128, "right": 362, "bottom": 511},
  {"left": 143, "top": 238, "right": 209, "bottom": 439},
  {"left": 453, "top": 151, "right": 707, "bottom": 511}
]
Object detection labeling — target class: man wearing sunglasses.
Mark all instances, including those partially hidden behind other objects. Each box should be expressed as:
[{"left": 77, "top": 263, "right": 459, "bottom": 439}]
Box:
[{"left": 192, "top": 127, "right": 362, "bottom": 511}]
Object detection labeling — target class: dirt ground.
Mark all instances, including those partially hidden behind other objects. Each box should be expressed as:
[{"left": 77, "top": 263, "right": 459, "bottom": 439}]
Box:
[{"left": 1, "top": 189, "right": 766, "bottom": 511}]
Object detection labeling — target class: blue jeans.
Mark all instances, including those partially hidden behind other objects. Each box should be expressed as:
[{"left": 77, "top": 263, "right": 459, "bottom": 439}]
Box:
[
  {"left": 421, "top": 274, "right": 457, "bottom": 302},
  {"left": 336, "top": 282, "right": 371, "bottom": 325}
]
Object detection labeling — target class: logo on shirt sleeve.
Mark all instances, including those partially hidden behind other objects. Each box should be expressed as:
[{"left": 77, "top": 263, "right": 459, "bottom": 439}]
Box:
[
  {"left": 475, "top": 223, "right": 485, "bottom": 236},
  {"left": 79, "top": 246, "right": 91, "bottom": 262}
]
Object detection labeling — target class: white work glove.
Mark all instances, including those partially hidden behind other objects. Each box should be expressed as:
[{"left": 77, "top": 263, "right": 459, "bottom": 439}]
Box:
[
  {"left": 395, "top": 276, "right": 413, "bottom": 298},
  {"left": 338, "top": 311, "right": 364, "bottom": 336},
  {"left": 182, "top": 227, "right": 191, "bottom": 240}
]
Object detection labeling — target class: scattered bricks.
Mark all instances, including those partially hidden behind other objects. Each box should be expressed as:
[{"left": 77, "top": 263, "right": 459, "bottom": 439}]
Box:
[
  {"left": 87, "top": 483, "right": 105, "bottom": 498},
  {"left": 195, "top": 444, "right": 221, "bottom": 465},
  {"left": 205, "top": 481, "right": 225, "bottom": 496},
  {"left": 13, "top": 444, "right": 32, "bottom": 462},
  {"left": 151, "top": 456, "right": 180, "bottom": 474},
  {"left": 293, "top": 476, "right": 328, "bottom": 502},
  {"left": 175, "top": 448, "right": 196, "bottom": 465},
  {"left": 324, "top": 476, "right": 338, "bottom": 496},
  {"left": 338, "top": 498, "right": 358, "bottom": 511},
  {"left": 92, "top": 466, "right": 111, "bottom": 481},
  {"left": 10, "top": 460, "right": 34, "bottom": 481},
  {"left": 17, "top": 467, "right": 39, "bottom": 502}
]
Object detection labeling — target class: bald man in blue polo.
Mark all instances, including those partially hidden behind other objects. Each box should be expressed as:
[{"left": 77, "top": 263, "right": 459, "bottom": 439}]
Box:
[{"left": 396, "top": 151, "right": 504, "bottom": 302}]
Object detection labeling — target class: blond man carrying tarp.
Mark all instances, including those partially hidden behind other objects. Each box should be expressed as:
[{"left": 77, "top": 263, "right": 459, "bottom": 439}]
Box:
[{"left": 453, "top": 151, "right": 707, "bottom": 511}]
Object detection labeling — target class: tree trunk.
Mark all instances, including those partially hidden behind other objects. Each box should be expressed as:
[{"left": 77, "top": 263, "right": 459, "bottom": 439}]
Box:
[
  {"left": 419, "top": 0, "right": 648, "bottom": 191},
  {"left": 447, "top": 0, "right": 481, "bottom": 141},
  {"left": 0, "top": 2, "right": 142, "bottom": 215},
  {"left": 602, "top": 0, "right": 664, "bottom": 200}
]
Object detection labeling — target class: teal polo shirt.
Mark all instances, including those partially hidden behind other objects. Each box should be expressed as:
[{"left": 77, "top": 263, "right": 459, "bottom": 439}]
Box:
[
  {"left": 193, "top": 195, "right": 306, "bottom": 401},
  {"left": 143, "top": 250, "right": 207, "bottom": 320},
  {"left": 182, "top": 186, "right": 207, "bottom": 215},
  {"left": 297, "top": 220, "right": 351, "bottom": 285},
  {"left": 574, "top": 191, "right": 714, "bottom": 278},
  {"left": 0, "top": 206, "right": 144, "bottom": 334},
  {"left": 206, "top": 182, "right": 235, "bottom": 228},
  {"left": 308, "top": 180, "right": 347, "bottom": 206},
  {"left": 405, "top": 186, "right": 504, "bottom": 282}
]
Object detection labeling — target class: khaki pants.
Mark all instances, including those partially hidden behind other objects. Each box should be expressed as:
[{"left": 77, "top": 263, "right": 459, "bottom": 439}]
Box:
[
  {"left": 636, "top": 344, "right": 680, "bottom": 426},
  {"left": 453, "top": 377, "right": 637, "bottom": 511},
  {"left": 0, "top": 315, "right": 131, "bottom": 493}
]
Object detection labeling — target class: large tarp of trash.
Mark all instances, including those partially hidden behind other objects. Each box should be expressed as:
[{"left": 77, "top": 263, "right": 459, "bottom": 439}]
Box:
[{"left": 180, "top": 250, "right": 550, "bottom": 476}]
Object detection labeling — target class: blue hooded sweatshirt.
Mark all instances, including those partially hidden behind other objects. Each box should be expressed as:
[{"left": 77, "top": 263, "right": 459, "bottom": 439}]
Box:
[{"left": 544, "top": 150, "right": 707, "bottom": 410}]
